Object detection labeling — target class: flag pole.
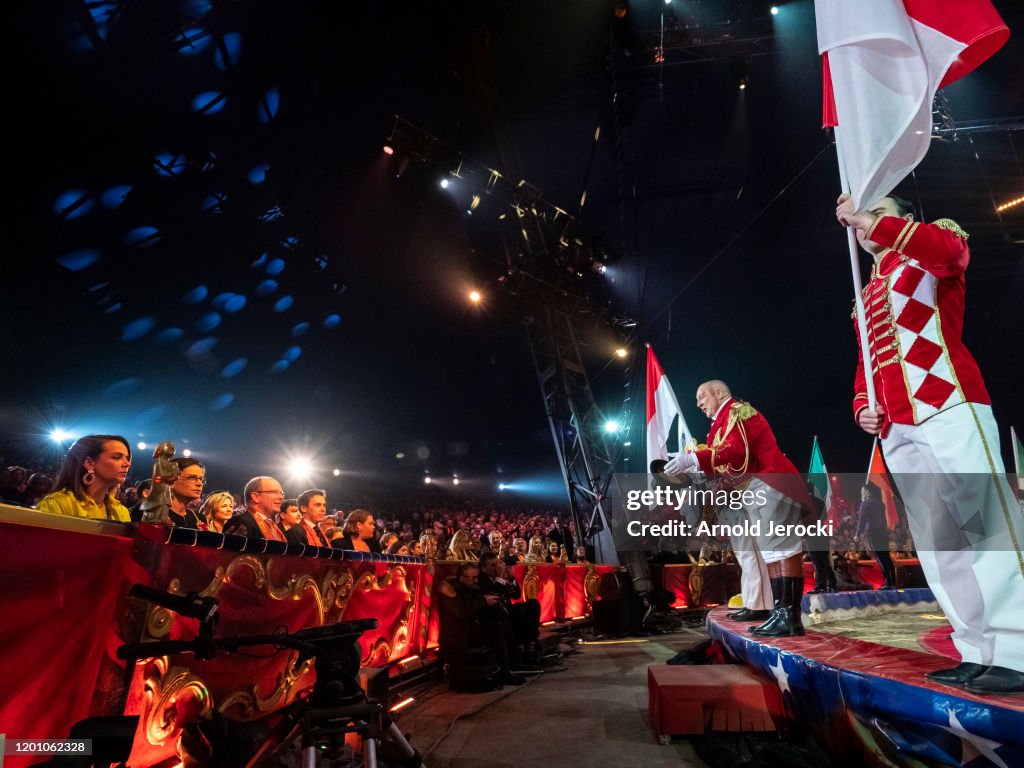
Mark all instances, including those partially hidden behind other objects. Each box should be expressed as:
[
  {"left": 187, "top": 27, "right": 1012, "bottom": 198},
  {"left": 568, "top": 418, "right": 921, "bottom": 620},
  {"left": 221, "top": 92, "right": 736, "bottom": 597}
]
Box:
[
  {"left": 834, "top": 125, "right": 877, "bottom": 412},
  {"left": 1012, "top": 425, "right": 1021, "bottom": 482}
]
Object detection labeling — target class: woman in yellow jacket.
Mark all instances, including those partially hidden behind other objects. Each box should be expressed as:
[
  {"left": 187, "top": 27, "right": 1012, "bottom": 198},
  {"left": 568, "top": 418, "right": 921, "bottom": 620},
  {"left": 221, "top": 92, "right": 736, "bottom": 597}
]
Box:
[{"left": 36, "top": 434, "right": 133, "bottom": 523}]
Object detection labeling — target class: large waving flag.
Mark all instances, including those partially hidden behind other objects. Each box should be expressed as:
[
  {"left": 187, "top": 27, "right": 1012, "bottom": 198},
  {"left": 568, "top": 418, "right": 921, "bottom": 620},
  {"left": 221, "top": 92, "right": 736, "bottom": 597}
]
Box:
[
  {"left": 645, "top": 345, "right": 693, "bottom": 471},
  {"left": 817, "top": 0, "right": 1008, "bottom": 208},
  {"left": 867, "top": 439, "right": 900, "bottom": 530}
]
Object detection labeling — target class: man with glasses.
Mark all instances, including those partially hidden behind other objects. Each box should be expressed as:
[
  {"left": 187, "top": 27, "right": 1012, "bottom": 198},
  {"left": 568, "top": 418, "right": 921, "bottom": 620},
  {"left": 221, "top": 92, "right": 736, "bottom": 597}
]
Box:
[
  {"left": 223, "top": 475, "right": 287, "bottom": 542},
  {"left": 168, "top": 458, "right": 206, "bottom": 528}
]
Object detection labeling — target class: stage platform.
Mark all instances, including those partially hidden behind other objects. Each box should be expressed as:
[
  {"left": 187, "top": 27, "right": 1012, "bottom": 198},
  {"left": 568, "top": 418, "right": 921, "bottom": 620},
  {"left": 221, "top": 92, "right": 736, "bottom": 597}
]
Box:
[{"left": 706, "top": 590, "right": 1024, "bottom": 766}]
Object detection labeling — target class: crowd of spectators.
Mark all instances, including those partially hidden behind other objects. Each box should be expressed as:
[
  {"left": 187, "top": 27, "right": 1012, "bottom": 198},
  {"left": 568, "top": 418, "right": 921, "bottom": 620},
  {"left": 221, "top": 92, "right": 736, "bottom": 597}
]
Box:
[
  {"left": 4, "top": 438, "right": 917, "bottom": 565},
  {"left": 3, "top": 437, "right": 580, "bottom": 561}
]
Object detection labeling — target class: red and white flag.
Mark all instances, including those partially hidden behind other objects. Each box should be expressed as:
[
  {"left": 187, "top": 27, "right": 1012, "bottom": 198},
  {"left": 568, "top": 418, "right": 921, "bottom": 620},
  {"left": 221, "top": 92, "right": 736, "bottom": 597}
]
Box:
[
  {"left": 645, "top": 346, "right": 693, "bottom": 470},
  {"left": 817, "top": 0, "right": 1008, "bottom": 207}
]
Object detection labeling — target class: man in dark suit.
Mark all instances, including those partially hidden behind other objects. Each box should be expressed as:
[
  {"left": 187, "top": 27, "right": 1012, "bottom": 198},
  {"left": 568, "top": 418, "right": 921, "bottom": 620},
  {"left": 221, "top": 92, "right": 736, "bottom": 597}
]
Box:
[
  {"left": 286, "top": 488, "right": 331, "bottom": 547},
  {"left": 438, "top": 563, "right": 524, "bottom": 686},
  {"left": 223, "top": 475, "right": 287, "bottom": 541},
  {"left": 478, "top": 552, "right": 541, "bottom": 662}
]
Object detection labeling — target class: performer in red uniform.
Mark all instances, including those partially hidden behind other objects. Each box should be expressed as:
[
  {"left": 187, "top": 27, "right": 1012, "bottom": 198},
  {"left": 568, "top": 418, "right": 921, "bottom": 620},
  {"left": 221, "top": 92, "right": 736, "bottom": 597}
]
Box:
[
  {"left": 666, "top": 380, "right": 812, "bottom": 637},
  {"left": 838, "top": 192, "right": 1024, "bottom": 694}
]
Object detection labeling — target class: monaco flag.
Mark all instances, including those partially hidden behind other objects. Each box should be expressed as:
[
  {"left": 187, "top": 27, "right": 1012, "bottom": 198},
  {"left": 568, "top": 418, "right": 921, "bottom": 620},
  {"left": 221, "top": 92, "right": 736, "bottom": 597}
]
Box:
[
  {"left": 816, "top": 0, "right": 1008, "bottom": 208},
  {"left": 645, "top": 346, "right": 694, "bottom": 470}
]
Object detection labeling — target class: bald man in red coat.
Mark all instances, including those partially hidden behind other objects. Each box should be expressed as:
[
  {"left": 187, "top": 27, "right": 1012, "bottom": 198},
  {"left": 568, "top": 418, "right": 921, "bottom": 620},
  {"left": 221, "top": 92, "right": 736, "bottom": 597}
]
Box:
[{"left": 666, "top": 380, "right": 812, "bottom": 637}]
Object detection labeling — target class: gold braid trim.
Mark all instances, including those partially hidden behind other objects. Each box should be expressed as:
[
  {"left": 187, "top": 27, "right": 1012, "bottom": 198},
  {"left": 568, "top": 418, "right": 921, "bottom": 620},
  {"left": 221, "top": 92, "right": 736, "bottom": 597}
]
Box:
[
  {"left": 865, "top": 214, "right": 883, "bottom": 241},
  {"left": 932, "top": 218, "right": 969, "bottom": 240},
  {"left": 711, "top": 402, "right": 756, "bottom": 475},
  {"left": 892, "top": 219, "right": 915, "bottom": 252},
  {"left": 729, "top": 401, "right": 758, "bottom": 422},
  {"left": 893, "top": 221, "right": 920, "bottom": 253}
]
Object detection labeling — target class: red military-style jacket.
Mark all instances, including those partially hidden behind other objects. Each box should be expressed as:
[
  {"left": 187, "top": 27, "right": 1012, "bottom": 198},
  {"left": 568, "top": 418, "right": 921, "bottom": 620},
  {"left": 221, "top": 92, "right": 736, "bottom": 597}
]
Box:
[
  {"left": 694, "top": 398, "right": 811, "bottom": 510},
  {"left": 852, "top": 216, "right": 990, "bottom": 437}
]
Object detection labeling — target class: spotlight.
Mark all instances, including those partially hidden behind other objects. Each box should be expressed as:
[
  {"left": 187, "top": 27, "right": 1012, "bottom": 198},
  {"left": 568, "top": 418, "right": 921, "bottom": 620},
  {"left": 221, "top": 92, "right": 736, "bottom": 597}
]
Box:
[
  {"left": 665, "top": 0, "right": 672, "bottom": 5},
  {"left": 50, "top": 428, "right": 72, "bottom": 443},
  {"left": 604, "top": 420, "right": 621, "bottom": 434},
  {"left": 424, "top": 476, "right": 432, "bottom": 484},
  {"left": 739, "top": 78, "right": 747, "bottom": 91},
  {"left": 615, "top": 347, "right": 628, "bottom": 358},
  {"left": 440, "top": 178, "right": 450, "bottom": 189},
  {"left": 182, "top": 449, "right": 192, "bottom": 458},
  {"left": 333, "top": 468, "right": 341, "bottom": 476},
  {"left": 137, "top": 441, "right": 147, "bottom": 451},
  {"left": 288, "top": 457, "right": 313, "bottom": 480},
  {"left": 498, "top": 483, "right": 506, "bottom": 491},
  {"left": 771, "top": 5, "right": 779, "bottom": 15},
  {"left": 469, "top": 290, "right": 482, "bottom": 303},
  {"left": 452, "top": 476, "right": 460, "bottom": 486},
  {"left": 383, "top": 145, "right": 394, "bottom": 155}
]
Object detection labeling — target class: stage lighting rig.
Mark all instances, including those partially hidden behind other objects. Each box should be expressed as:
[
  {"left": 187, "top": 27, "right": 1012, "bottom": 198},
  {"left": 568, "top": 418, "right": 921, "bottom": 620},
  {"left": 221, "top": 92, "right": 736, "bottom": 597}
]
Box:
[{"left": 386, "top": 115, "right": 638, "bottom": 568}]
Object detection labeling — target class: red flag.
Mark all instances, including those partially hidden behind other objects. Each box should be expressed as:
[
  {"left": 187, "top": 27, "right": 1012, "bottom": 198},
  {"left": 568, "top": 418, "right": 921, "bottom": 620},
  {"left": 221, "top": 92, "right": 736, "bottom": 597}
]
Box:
[
  {"left": 868, "top": 441, "right": 899, "bottom": 530},
  {"left": 821, "top": 52, "right": 837, "bottom": 128},
  {"left": 645, "top": 346, "right": 693, "bottom": 469},
  {"left": 816, "top": 0, "right": 1008, "bottom": 206}
]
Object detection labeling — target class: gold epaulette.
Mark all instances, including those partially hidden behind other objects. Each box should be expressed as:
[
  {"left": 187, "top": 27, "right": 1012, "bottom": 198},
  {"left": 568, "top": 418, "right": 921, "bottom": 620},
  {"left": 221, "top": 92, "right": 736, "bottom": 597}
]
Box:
[
  {"left": 697, "top": 443, "right": 709, "bottom": 451},
  {"left": 932, "top": 218, "right": 969, "bottom": 240},
  {"left": 730, "top": 401, "right": 758, "bottom": 421}
]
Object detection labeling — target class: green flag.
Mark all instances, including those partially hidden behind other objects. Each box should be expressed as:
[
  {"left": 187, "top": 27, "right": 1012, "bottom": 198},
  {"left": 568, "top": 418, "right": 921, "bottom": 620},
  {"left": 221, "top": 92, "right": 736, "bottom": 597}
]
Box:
[{"left": 808, "top": 436, "right": 832, "bottom": 518}]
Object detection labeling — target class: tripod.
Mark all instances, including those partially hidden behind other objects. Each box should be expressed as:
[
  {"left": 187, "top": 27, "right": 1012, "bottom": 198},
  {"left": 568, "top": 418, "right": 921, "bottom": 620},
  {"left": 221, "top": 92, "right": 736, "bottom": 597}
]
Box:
[{"left": 118, "top": 585, "right": 422, "bottom": 768}]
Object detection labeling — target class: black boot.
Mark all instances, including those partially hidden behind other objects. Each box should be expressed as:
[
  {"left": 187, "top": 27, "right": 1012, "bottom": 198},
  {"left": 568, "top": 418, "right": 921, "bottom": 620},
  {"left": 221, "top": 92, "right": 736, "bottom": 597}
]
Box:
[
  {"left": 962, "top": 665, "right": 1024, "bottom": 694},
  {"left": 925, "top": 662, "right": 988, "bottom": 687},
  {"left": 727, "top": 607, "right": 772, "bottom": 621},
  {"left": 748, "top": 578, "right": 783, "bottom": 633},
  {"left": 751, "top": 576, "right": 804, "bottom": 638}
]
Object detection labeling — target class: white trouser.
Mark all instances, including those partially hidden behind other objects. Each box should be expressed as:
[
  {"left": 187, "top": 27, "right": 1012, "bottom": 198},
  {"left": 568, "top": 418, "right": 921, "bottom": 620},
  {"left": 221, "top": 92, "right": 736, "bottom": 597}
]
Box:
[
  {"left": 721, "top": 505, "right": 773, "bottom": 610},
  {"left": 883, "top": 403, "right": 1024, "bottom": 671},
  {"left": 744, "top": 478, "right": 804, "bottom": 564}
]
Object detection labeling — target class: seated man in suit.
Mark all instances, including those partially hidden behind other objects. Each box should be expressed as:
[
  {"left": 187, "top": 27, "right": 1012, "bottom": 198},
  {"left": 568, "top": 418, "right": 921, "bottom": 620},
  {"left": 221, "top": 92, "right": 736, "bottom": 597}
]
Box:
[
  {"left": 286, "top": 488, "right": 331, "bottom": 547},
  {"left": 223, "top": 475, "right": 287, "bottom": 542},
  {"left": 478, "top": 552, "right": 542, "bottom": 662},
  {"left": 438, "top": 562, "right": 524, "bottom": 687}
]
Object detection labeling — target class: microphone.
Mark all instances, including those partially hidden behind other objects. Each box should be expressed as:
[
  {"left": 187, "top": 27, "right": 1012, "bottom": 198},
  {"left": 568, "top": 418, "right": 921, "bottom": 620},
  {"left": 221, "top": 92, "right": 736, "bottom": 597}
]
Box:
[{"left": 129, "top": 584, "right": 219, "bottom": 623}]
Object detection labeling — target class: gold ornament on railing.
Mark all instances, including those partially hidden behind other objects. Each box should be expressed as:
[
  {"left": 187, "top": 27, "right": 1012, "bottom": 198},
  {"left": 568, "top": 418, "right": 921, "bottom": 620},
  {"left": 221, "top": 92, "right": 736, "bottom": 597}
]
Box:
[
  {"left": 523, "top": 563, "right": 540, "bottom": 600},
  {"left": 688, "top": 563, "right": 704, "bottom": 608}
]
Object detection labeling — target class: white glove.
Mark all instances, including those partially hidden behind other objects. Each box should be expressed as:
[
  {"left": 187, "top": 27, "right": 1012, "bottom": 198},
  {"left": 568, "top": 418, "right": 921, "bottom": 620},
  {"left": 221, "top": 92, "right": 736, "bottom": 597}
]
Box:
[{"left": 663, "top": 452, "right": 698, "bottom": 477}]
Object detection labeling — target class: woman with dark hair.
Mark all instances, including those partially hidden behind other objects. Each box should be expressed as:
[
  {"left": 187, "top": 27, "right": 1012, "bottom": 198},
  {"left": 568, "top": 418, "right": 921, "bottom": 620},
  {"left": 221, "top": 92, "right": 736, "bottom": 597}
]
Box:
[
  {"left": 333, "top": 509, "right": 380, "bottom": 552},
  {"left": 36, "top": 435, "right": 133, "bottom": 522}
]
